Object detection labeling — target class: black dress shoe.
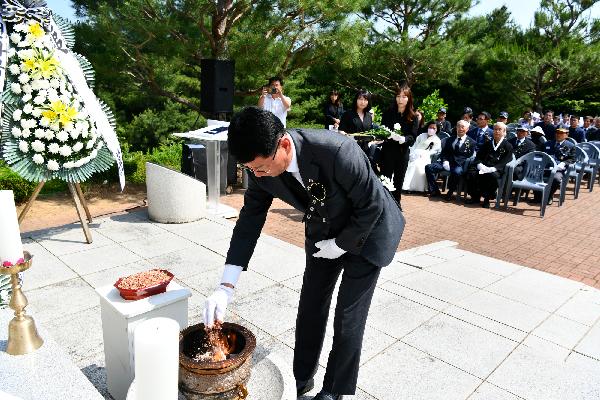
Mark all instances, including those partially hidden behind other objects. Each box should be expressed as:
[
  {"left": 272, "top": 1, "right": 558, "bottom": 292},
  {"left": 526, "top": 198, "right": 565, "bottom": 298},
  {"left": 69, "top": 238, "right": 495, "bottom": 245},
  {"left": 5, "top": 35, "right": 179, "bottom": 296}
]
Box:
[
  {"left": 547, "top": 198, "right": 554, "bottom": 205},
  {"left": 482, "top": 198, "right": 490, "bottom": 208},
  {"left": 297, "top": 378, "right": 314, "bottom": 396},
  {"left": 465, "top": 198, "right": 479, "bottom": 204},
  {"left": 443, "top": 192, "right": 453, "bottom": 201},
  {"left": 312, "top": 390, "right": 344, "bottom": 400},
  {"left": 429, "top": 190, "right": 441, "bottom": 198}
]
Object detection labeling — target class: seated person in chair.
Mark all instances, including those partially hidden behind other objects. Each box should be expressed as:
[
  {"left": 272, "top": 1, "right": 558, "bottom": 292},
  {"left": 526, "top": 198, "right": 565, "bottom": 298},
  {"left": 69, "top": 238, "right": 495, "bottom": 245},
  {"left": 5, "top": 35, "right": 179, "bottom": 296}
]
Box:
[
  {"left": 467, "top": 111, "right": 493, "bottom": 152},
  {"left": 542, "top": 127, "right": 576, "bottom": 205},
  {"left": 425, "top": 120, "right": 475, "bottom": 201},
  {"left": 466, "top": 122, "right": 514, "bottom": 208},
  {"left": 509, "top": 126, "right": 536, "bottom": 180}
]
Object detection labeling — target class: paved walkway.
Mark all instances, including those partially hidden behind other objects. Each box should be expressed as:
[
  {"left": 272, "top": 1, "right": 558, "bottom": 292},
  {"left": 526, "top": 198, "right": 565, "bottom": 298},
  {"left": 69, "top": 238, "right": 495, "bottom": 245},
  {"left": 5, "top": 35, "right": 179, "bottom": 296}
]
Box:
[
  {"left": 221, "top": 184, "right": 600, "bottom": 290},
  {"left": 6, "top": 210, "right": 600, "bottom": 399}
]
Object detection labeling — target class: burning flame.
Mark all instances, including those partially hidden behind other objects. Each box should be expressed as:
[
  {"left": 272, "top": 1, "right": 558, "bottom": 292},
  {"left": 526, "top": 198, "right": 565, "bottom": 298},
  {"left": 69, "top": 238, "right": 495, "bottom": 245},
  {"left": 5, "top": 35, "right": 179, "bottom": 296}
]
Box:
[{"left": 195, "top": 323, "right": 237, "bottom": 362}]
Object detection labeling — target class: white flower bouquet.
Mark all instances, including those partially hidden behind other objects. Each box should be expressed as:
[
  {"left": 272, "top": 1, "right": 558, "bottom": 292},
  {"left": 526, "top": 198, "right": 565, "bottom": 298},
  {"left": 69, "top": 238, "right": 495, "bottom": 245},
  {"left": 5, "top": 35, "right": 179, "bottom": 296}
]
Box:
[
  {"left": 1, "top": 6, "right": 118, "bottom": 184},
  {"left": 363, "top": 123, "right": 403, "bottom": 140},
  {"left": 379, "top": 175, "right": 396, "bottom": 192}
]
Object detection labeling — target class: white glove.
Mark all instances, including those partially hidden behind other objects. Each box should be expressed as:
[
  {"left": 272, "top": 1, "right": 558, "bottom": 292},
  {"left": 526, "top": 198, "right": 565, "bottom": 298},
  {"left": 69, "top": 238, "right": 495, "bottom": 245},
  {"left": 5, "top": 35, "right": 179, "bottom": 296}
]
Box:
[
  {"left": 442, "top": 161, "right": 450, "bottom": 171},
  {"left": 203, "top": 284, "right": 234, "bottom": 328},
  {"left": 557, "top": 162, "right": 566, "bottom": 170},
  {"left": 477, "top": 163, "right": 484, "bottom": 171},
  {"left": 313, "top": 239, "right": 346, "bottom": 259},
  {"left": 488, "top": 167, "right": 497, "bottom": 173},
  {"left": 390, "top": 132, "right": 406, "bottom": 144}
]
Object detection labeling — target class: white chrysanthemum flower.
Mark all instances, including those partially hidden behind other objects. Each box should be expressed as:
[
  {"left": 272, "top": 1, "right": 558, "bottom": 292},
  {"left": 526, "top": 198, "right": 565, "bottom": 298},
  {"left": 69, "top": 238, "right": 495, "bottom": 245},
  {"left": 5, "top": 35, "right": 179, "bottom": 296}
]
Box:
[
  {"left": 40, "top": 117, "right": 51, "bottom": 127},
  {"left": 18, "top": 140, "right": 29, "bottom": 153},
  {"left": 64, "top": 122, "right": 75, "bottom": 132},
  {"left": 33, "top": 95, "right": 45, "bottom": 105},
  {"left": 44, "top": 130, "right": 55, "bottom": 140},
  {"left": 23, "top": 104, "right": 34, "bottom": 114},
  {"left": 18, "top": 73, "right": 29, "bottom": 84},
  {"left": 37, "top": 89, "right": 47, "bottom": 98},
  {"left": 22, "top": 84, "right": 32, "bottom": 93},
  {"left": 22, "top": 94, "right": 32, "bottom": 103},
  {"left": 10, "top": 33, "right": 21, "bottom": 44},
  {"left": 90, "top": 149, "right": 98, "bottom": 159},
  {"left": 96, "top": 141, "right": 104, "bottom": 149},
  {"left": 48, "top": 143, "right": 60, "bottom": 154},
  {"left": 30, "top": 80, "right": 41, "bottom": 90},
  {"left": 22, "top": 119, "right": 36, "bottom": 129},
  {"left": 13, "top": 109, "right": 22, "bottom": 121},
  {"left": 49, "top": 78, "right": 60, "bottom": 88},
  {"left": 17, "top": 49, "right": 34, "bottom": 59},
  {"left": 72, "top": 142, "right": 83, "bottom": 152},
  {"left": 56, "top": 130, "right": 69, "bottom": 142},
  {"left": 31, "top": 140, "right": 45, "bottom": 152},
  {"left": 31, "top": 108, "right": 42, "bottom": 117},
  {"left": 17, "top": 40, "right": 29, "bottom": 48},
  {"left": 21, "top": 128, "right": 31, "bottom": 138},
  {"left": 39, "top": 79, "right": 50, "bottom": 89},
  {"left": 47, "top": 160, "right": 60, "bottom": 171},
  {"left": 63, "top": 161, "right": 75, "bottom": 169},
  {"left": 9, "top": 64, "right": 20, "bottom": 75},
  {"left": 393, "top": 123, "right": 401, "bottom": 131},
  {"left": 59, "top": 145, "right": 72, "bottom": 157},
  {"left": 11, "top": 127, "right": 22, "bottom": 137},
  {"left": 11, "top": 83, "right": 22, "bottom": 94},
  {"left": 34, "top": 128, "right": 46, "bottom": 139},
  {"left": 50, "top": 122, "right": 60, "bottom": 131},
  {"left": 14, "top": 23, "right": 27, "bottom": 32},
  {"left": 86, "top": 139, "right": 95, "bottom": 149},
  {"left": 32, "top": 154, "right": 44, "bottom": 164},
  {"left": 7, "top": 48, "right": 16, "bottom": 57},
  {"left": 69, "top": 130, "right": 80, "bottom": 140}
]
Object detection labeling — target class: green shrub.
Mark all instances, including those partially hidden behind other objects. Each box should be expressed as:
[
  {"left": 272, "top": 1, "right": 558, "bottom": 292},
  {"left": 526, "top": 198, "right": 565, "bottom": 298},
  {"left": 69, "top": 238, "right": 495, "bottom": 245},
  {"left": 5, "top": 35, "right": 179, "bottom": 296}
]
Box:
[
  {"left": 418, "top": 90, "right": 448, "bottom": 123},
  {"left": 0, "top": 161, "right": 37, "bottom": 203}
]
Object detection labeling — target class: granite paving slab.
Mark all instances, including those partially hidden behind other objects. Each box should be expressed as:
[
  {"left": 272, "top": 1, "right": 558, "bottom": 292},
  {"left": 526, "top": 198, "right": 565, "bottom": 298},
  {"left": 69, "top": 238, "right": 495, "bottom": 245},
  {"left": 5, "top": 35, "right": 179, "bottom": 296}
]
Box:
[
  {"left": 26, "top": 277, "right": 98, "bottom": 323},
  {"left": 58, "top": 243, "right": 141, "bottom": 276}
]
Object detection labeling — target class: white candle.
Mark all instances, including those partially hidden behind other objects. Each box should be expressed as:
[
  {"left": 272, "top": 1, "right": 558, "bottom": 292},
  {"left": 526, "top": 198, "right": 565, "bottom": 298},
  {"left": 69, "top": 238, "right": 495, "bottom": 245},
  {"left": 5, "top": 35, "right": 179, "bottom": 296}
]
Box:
[
  {"left": 134, "top": 317, "right": 180, "bottom": 400},
  {"left": 0, "top": 190, "right": 24, "bottom": 266}
]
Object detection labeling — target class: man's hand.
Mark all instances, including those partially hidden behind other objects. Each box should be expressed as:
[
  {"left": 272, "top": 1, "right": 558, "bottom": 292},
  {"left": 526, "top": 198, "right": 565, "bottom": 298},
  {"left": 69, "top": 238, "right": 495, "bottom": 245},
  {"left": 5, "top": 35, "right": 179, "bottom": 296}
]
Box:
[
  {"left": 261, "top": 86, "right": 268, "bottom": 97},
  {"left": 477, "top": 163, "right": 485, "bottom": 171},
  {"left": 442, "top": 161, "right": 450, "bottom": 171},
  {"left": 203, "top": 284, "right": 234, "bottom": 328},
  {"left": 313, "top": 239, "right": 346, "bottom": 259},
  {"left": 557, "top": 162, "right": 566, "bottom": 170}
]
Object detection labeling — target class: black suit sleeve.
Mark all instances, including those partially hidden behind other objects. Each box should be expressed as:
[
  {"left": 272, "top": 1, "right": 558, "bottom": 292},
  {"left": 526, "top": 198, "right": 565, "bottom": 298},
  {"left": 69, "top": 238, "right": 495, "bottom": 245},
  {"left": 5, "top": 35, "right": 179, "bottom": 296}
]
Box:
[
  {"left": 492, "top": 141, "right": 514, "bottom": 171},
  {"left": 333, "top": 139, "right": 384, "bottom": 254},
  {"left": 225, "top": 175, "right": 274, "bottom": 269},
  {"left": 338, "top": 111, "right": 354, "bottom": 133}
]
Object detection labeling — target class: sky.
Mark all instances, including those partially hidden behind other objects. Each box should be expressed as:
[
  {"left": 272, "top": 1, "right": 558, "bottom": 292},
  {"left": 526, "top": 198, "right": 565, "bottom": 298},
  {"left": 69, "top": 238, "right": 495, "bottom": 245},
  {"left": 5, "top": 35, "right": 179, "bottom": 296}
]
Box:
[{"left": 45, "top": 0, "right": 600, "bottom": 28}]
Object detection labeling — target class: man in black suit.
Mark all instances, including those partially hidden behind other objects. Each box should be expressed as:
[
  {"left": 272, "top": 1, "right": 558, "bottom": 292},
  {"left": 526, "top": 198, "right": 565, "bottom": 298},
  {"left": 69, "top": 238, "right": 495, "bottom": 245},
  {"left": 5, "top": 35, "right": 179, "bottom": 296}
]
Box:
[
  {"left": 542, "top": 127, "right": 576, "bottom": 205},
  {"left": 509, "top": 126, "right": 536, "bottom": 181},
  {"left": 203, "top": 107, "right": 404, "bottom": 400},
  {"left": 467, "top": 111, "right": 494, "bottom": 151},
  {"left": 588, "top": 117, "right": 600, "bottom": 142},
  {"left": 425, "top": 119, "right": 476, "bottom": 200},
  {"left": 435, "top": 107, "right": 452, "bottom": 135},
  {"left": 534, "top": 110, "right": 557, "bottom": 142},
  {"left": 466, "top": 122, "right": 514, "bottom": 208}
]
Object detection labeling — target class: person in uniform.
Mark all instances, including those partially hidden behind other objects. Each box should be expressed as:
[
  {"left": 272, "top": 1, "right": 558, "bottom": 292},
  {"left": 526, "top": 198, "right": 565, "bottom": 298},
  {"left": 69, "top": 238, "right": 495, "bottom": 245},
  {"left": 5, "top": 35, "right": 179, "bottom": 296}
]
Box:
[
  {"left": 542, "top": 127, "right": 576, "bottom": 205},
  {"left": 509, "top": 126, "right": 536, "bottom": 181},
  {"left": 425, "top": 120, "right": 475, "bottom": 200},
  {"left": 466, "top": 122, "right": 514, "bottom": 208},
  {"left": 435, "top": 107, "right": 452, "bottom": 135},
  {"left": 203, "top": 107, "right": 404, "bottom": 400}
]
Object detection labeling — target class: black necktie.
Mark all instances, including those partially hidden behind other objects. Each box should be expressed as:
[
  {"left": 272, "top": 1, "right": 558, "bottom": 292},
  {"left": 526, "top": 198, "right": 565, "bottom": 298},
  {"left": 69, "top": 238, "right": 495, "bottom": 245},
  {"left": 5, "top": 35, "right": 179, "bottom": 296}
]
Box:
[
  {"left": 280, "top": 171, "right": 309, "bottom": 206},
  {"left": 454, "top": 140, "right": 460, "bottom": 152}
]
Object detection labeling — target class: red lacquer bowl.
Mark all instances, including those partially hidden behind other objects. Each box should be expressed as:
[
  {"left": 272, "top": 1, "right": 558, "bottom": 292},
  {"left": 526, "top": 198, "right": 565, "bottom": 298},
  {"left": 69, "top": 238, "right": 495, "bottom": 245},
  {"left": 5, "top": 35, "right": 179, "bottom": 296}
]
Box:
[{"left": 114, "top": 269, "right": 174, "bottom": 301}]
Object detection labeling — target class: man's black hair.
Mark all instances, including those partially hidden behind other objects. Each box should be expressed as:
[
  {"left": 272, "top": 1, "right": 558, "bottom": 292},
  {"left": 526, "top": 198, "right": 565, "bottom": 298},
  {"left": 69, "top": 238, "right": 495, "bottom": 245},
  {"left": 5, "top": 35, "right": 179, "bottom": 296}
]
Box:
[
  {"left": 268, "top": 76, "right": 284, "bottom": 86},
  {"left": 227, "top": 106, "right": 285, "bottom": 163},
  {"left": 479, "top": 111, "right": 491, "bottom": 120}
]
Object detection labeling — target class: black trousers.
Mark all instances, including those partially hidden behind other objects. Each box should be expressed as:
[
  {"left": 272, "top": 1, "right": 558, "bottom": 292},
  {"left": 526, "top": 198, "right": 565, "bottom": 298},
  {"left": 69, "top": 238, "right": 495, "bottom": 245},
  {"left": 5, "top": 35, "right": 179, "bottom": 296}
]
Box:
[
  {"left": 380, "top": 140, "right": 409, "bottom": 202},
  {"left": 466, "top": 169, "right": 501, "bottom": 199},
  {"left": 293, "top": 249, "right": 381, "bottom": 395}
]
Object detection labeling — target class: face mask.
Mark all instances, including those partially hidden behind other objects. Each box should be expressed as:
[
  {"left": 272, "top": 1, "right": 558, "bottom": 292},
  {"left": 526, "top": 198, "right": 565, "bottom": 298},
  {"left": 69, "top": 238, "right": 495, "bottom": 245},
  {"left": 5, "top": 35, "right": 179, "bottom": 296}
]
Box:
[{"left": 427, "top": 128, "right": 436, "bottom": 136}]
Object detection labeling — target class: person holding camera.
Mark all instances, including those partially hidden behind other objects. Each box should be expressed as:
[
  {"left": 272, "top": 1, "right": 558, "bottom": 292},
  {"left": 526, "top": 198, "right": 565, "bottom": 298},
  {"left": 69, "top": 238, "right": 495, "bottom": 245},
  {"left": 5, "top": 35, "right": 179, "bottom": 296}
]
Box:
[{"left": 258, "top": 76, "right": 292, "bottom": 127}]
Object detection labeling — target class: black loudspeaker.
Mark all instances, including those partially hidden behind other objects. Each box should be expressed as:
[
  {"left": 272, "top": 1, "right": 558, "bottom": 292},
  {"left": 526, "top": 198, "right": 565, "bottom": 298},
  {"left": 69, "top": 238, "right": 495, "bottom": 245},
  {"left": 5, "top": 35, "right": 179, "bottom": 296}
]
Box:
[{"left": 200, "top": 59, "right": 235, "bottom": 114}]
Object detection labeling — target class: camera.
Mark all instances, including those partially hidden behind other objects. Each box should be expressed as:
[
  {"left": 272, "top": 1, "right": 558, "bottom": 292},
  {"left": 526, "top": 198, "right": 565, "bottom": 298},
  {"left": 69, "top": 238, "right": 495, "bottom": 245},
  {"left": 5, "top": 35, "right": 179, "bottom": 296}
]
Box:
[{"left": 270, "top": 88, "right": 277, "bottom": 94}]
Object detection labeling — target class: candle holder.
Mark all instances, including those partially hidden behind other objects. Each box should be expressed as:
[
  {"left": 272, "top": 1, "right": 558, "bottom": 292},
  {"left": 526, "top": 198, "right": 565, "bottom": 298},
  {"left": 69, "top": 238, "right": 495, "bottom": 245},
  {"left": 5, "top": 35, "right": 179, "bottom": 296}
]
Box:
[{"left": 0, "top": 251, "right": 43, "bottom": 355}]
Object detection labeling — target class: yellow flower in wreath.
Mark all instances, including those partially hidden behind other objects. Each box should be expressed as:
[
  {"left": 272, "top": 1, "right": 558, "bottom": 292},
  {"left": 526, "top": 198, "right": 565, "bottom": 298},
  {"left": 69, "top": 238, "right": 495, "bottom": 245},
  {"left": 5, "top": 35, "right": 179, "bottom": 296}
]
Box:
[
  {"left": 22, "top": 58, "right": 36, "bottom": 72},
  {"left": 28, "top": 23, "right": 45, "bottom": 39},
  {"left": 59, "top": 106, "right": 78, "bottom": 125},
  {"left": 38, "top": 57, "right": 59, "bottom": 79}
]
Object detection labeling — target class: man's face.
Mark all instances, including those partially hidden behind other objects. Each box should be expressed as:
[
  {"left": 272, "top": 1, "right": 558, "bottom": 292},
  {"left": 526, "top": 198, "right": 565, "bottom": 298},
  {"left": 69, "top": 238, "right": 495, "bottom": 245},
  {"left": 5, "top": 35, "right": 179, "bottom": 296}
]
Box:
[
  {"left": 476, "top": 114, "right": 488, "bottom": 128},
  {"left": 462, "top": 113, "right": 472, "bottom": 121},
  {"left": 563, "top": 114, "right": 570, "bottom": 123},
  {"left": 270, "top": 80, "right": 282, "bottom": 93},
  {"left": 497, "top": 117, "right": 507, "bottom": 123},
  {"left": 584, "top": 119, "right": 591, "bottom": 128},
  {"left": 595, "top": 118, "right": 600, "bottom": 128},
  {"left": 553, "top": 116, "right": 560, "bottom": 125},
  {"left": 570, "top": 117, "right": 579, "bottom": 128},
  {"left": 437, "top": 112, "right": 446, "bottom": 120},
  {"left": 244, "top": 135, "right": 291, "bottom": 177},
  {"left": 493, "top": 126, "right": 505, "bottom": 142},
  {"left": 544, "top": 112, "right": 553, "bottom": 124},
  {"left": 456, "top": 122, "right": 468, "bottom": 137},
  {"left": 517, "top": 129, "right": 528, "bottom": 139}
]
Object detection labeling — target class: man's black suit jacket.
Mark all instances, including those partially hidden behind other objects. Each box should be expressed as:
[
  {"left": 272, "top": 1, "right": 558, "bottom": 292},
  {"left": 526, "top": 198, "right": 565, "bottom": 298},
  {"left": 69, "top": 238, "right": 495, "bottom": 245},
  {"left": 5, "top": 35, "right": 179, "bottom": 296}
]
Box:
[
  {"left": 509, "top": 137, "right": 536, "bottom": 160},
  {"left": 440, "top": 135, "right": 476, "bottom": 168},
  {"left": 226, "top": 129, "right": 405, "bottom": 270},
  {"left": 475, "top": 138, "right": 514, "bottom": 175}
]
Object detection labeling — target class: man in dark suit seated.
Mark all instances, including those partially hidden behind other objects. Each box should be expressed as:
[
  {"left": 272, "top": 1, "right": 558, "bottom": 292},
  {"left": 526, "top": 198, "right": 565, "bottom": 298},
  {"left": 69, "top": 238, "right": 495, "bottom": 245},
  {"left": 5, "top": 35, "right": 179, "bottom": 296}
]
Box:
[
  {"left": 425, "top": 120, "right": 475, "bottom": 201},
  {"left": 466, "top": 122, "right": 514, "bottom": 208},
  {"left": 542, "top": 127, "right": 576, "bottom": 205},
  {"left": 202, "top": 107, "right": 404, "bottom": 400},
  {"left": 568, "top": 115, "right": 585, "bottom": 143},
  {"left": 509, "top": 126, "right": 536, "bottom": 180},
  {"left": 535, "top": 110, "right": 557, "bottom": 142},
  {"left": 588, "top": 117, "right": 600, "bottom": 141},
  {"left": 467, "top": 111, "right": 493, "bottom": 151}
]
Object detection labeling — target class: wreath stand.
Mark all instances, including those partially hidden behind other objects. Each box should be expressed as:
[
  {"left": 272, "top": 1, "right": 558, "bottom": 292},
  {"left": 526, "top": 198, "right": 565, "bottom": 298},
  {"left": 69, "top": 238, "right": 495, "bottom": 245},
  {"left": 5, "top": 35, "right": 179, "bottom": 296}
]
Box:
[{"left": 18, "top": 181, "right": 93, "bottom": 244}]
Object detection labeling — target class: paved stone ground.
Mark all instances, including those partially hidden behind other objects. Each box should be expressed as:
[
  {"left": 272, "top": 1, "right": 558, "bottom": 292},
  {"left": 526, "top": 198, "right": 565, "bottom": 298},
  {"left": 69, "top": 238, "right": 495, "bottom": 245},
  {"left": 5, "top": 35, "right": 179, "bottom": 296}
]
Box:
[{"left": 221, "top": 181, "right": 600, "bottom": 290}]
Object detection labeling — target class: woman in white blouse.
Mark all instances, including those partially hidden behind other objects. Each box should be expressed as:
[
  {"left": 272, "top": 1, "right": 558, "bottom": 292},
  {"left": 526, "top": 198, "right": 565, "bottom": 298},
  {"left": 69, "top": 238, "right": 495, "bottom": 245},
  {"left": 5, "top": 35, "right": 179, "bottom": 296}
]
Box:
[{"left": 402, "top": 121, "right": 442, "bottom": 192}]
